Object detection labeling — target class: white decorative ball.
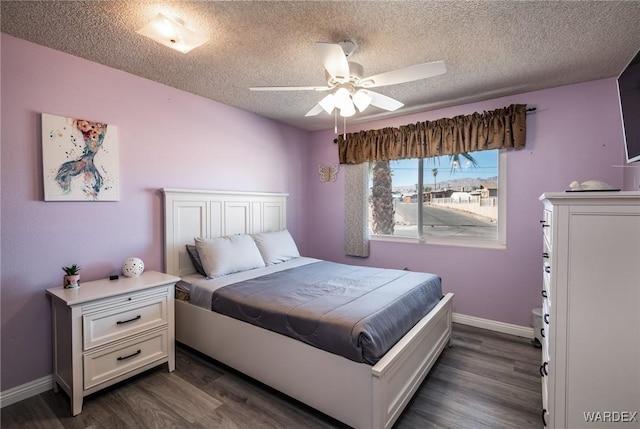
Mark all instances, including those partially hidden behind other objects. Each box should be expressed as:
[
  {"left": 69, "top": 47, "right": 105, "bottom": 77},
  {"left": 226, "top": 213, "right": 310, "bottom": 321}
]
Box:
[{"left": 122, "top": 257, "right": 144, "bottom": 277}]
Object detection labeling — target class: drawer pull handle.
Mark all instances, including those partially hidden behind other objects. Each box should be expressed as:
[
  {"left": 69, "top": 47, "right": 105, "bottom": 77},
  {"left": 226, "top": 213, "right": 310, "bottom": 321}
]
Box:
[
  {"left": 544, "top": 313, "right": 550, "bottom": 324},
  {"left": 542, "top": 252, "right": 549, "bottom": 258},
  {"left": 540, "top": 220, "right": 550, "bottom": 228},
  {"left": 540, "top": 361, "right": 549, "bottom": 376},
  {"left": 117, "top": 349, "right": 141, "bottom": 361},
  {"left": 544, "top": 266, "right": 551, "bottom": 274},
  {"left": 541, "top": 290, "right": 547, "bottom": 298},
  {"left": 116, "top": 315, "right": 141, "bottom": 325},
  {"left": 540, "top": 327, "right": 545, "bottom": 338},
  {"left": 542, "top": 409, "right": 547, "bottom": 427}
]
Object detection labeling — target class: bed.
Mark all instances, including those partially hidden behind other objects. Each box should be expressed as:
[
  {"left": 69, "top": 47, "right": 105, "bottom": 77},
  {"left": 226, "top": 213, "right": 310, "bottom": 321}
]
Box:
[{"left": 163, "top": 188, "right": 453, "bottom": 429}]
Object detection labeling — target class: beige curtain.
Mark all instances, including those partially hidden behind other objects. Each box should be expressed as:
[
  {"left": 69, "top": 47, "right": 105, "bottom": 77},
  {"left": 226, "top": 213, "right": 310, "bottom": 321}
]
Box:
[
  {"left": 344, "top": 163, "right": 370, "bottom": 257},
  {"left": 338, "top": 104, "right": 527, "bottom": 164}
]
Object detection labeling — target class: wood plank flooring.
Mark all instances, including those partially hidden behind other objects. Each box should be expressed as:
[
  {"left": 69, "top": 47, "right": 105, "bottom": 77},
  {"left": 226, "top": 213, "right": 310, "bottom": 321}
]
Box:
[{"left": 1, "top": 323, "right": 542, "bottom": 428}]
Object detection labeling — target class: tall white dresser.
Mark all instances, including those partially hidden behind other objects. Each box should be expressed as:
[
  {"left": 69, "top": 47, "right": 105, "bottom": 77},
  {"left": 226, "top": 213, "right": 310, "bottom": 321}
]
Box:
[{"left": 539, "top": 192, "right": 640, "bottom": 429}]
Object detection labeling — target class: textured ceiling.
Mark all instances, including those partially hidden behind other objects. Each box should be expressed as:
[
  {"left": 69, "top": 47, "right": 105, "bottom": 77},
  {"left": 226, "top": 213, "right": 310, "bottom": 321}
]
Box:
[{"left": 2, "top": 1, "right": 640, "bottom": 131}]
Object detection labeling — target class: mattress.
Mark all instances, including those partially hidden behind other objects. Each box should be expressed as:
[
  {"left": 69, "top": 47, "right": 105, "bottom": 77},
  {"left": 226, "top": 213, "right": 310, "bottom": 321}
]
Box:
[{"left": 184, "top": 258, "right": 442, "bottom": 364}]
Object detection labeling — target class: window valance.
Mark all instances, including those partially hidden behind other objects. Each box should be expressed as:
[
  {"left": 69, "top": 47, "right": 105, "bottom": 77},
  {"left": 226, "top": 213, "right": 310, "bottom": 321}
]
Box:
[{"left": 337, "top": 104, "right": 527, "bottom": 164}]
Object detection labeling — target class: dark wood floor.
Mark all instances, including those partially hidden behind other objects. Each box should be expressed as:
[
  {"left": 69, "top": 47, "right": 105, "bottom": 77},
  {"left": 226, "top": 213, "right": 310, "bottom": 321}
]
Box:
[{"left": 1, "top": 323, "right": 542, "bottom": 428}]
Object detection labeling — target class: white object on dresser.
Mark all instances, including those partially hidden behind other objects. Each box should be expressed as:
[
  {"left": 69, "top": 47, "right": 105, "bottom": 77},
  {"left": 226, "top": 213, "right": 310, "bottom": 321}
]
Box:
[
  {"left": 46, "top": 271, "right": 180, "bottom": 416},
  {"left": 539, "top": 191, "right": 640, "bottom": 429}
]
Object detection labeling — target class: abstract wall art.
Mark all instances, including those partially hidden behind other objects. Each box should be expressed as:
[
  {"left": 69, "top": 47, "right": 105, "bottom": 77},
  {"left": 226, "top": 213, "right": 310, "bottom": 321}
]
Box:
[{"left": 42, "top": 113, "right": 119, "bottom": 201}]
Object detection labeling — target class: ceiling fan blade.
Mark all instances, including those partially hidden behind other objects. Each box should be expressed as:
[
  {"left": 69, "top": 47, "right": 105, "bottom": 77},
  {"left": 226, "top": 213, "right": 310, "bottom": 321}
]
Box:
[
  {"left": 316, "top": 42, "right": 350, "bottom": 80},
  {"left": 366, "top": 90, "right": 404, "bottom": 111},
  {"left": 250, "top": 85, "right": 330, "bottom": 91},
  {"left": 359, "top": 61, "right": 446, "bottom": 88},
  {"left": 305, "top": 104, "right": 326, "bottom": 117}
]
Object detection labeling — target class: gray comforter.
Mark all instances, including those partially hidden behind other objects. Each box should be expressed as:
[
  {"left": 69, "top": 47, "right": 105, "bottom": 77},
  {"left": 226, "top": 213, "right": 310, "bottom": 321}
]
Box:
[{"left": 211, "top": 261, "right": 442, "bottom": 364}]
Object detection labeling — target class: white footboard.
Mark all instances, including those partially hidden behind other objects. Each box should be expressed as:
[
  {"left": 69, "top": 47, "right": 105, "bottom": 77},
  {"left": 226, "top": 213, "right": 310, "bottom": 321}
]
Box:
[
  {"left": 372, "top": 292, "right": 453, "bottom": 428},
  {"left": 175, "top": 293, "right": 453, "bottom": 429}
]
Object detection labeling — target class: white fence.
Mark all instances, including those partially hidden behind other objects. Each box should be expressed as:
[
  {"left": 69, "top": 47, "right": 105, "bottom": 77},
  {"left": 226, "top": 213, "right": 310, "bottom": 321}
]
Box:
[{"left": 431, "top": 197, "right": 498, "bottom": 221}]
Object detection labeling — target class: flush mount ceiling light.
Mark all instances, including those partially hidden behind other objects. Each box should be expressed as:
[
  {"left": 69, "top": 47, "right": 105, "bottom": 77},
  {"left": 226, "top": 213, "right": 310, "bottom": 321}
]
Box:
[{"left": 137, "top": 13, "right": 208, "bottom": 54}]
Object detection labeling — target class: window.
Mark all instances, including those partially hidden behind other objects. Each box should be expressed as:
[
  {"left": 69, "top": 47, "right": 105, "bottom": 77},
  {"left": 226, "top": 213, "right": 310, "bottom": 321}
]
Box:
[{"left": 368, "top": 149, "right": 505, "bottom": 248}]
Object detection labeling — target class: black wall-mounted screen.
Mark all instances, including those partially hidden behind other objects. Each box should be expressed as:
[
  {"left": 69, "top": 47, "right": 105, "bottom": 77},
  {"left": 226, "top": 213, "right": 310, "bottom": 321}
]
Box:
[{"left": 617, "top": 49, "right": 640, "bottom": 163}]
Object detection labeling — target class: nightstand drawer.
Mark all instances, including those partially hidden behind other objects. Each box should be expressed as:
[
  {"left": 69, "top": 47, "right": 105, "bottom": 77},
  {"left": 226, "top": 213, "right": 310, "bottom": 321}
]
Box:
[
  {"left": 84, "top": 328, "right": 168, "bottom": 389},
  {"left": 83, "top": 295, "right": 168, "bottom": 350}
]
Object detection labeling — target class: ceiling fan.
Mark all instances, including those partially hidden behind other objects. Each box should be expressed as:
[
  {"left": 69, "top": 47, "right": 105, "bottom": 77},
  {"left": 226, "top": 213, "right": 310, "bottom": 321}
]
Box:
[{"left": 250, "top": 41, "right": 446, "bottom": 118}]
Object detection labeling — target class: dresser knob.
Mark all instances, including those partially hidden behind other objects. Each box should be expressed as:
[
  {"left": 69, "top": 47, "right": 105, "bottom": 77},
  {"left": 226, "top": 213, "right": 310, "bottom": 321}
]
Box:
[
  {"left": 544, "top": 266, "right": 551, "bottom": 274},
  {"left": 541, "top": 290, "right": 548, "bottom": 298},
  {"left": 542, "top": 252, "right": 549, "bottom": 258},
  {"left": 540, "top": 327, "right": 545, "bottom": 338},
  {"left": 544, "top": 313, "right": 550, "bottom": 324}
]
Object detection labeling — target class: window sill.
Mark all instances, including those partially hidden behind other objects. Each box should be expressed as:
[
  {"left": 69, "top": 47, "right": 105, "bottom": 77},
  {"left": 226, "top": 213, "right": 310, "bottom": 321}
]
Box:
[{"left": 370, "top": 234, "right": 506, "bottom": 250}]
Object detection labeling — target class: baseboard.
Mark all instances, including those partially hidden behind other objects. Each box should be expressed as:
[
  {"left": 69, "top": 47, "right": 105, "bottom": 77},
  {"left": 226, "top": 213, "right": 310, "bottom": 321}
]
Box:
[
  {"left": 453, "top": 313, "right": 533, "bottom": 339},
  {"left": 0, "top": 375, "right": 53, "bottom": 408},
  {"left": 1, "top": 314, "right": 530, "bottom": 408}
]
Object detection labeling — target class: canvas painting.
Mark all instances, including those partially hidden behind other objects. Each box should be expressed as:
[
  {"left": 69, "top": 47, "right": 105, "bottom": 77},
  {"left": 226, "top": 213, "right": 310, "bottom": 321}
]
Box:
[{"left": 42, "top": 113, "right": 119, "bottom": 201}]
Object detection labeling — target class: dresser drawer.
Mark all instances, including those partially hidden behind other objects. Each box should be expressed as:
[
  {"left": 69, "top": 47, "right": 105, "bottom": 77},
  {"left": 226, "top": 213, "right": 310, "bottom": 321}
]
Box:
[
  {"left": 542, "top": 240, "right": 552, "bottom": 262},
  {"left": 542, "top": 385, "right": 550, "bottom": 428},
  {"left": 542, "top": 209, "right": 553, "bottom": 245},
  {"left": 543, "top": 266, "right": 552, "bottom": 303},
  {"left": 84, "top": 328, "right": 168, "bottom": 389},
  {"left": 83, "top": 295, "right": 168, "bottom": 350}
]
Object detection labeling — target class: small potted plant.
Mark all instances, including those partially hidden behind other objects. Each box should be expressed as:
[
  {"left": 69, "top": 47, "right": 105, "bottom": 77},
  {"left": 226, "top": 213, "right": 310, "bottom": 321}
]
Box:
[{"left": 62, "top": 264, "right": 81, "bottom": 289}]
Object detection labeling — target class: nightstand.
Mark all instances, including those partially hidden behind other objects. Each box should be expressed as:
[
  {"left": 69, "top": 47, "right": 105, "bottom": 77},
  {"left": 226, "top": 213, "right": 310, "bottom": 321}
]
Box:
[{"left": 46, "top": 271, "right": 180, "bottom": 416}]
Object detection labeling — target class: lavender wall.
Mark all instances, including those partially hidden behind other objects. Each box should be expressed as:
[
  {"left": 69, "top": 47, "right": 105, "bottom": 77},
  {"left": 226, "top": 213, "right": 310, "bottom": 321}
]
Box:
[
  {"left": 623, "top": 161, "right": 640, "bottom": 190},
  {"left": 306, "top": 78, "right": 628, "bottom": 327},
  {"left": 0, "top": 34, "right": 310, "bottom": 391},
  {"left": 1, "top": 32, "right": 633, "bottom": 394}
]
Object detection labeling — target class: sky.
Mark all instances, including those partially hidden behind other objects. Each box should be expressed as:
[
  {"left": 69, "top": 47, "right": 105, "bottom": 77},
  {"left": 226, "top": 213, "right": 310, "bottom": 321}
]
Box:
[{"left": 388, "top": 150, "right": 498, "bottom": 187}]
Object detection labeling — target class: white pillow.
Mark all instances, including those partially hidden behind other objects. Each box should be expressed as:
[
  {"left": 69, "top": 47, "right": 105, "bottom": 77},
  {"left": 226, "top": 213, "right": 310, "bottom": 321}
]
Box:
[
  {"left": 195, "top": 234, "right": 265, "bottom": 278},
  {"left": 252, "top": 229, "right": 300, "bottom": 265}
]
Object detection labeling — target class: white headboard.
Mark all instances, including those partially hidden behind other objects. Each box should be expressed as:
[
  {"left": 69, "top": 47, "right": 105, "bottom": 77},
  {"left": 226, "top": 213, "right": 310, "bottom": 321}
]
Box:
[{"left": 162, "top": 188, "right": 288, "bottom": 277}]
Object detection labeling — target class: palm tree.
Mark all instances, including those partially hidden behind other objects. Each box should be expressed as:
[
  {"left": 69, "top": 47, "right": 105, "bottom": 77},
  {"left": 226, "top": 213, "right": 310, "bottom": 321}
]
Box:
[
  {"left": 370, "top": 153, "right": 477, "bottom": 236},
  {"left": 424, "top": 152, "right": 479, "bottom": 175},
  {"left": 449, "top": 152, "right": 478, "bottom": 173},
  {"left": 371, "top": 161, "right": 394, "bottom": 235}
]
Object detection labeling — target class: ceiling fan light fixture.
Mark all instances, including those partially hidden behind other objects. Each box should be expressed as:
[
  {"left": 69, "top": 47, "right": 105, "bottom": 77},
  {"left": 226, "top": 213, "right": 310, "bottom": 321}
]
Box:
[
  {"left": 137, "top": 13, "right": 208, "bottom": 54},
  {"left": 339, "top": 102, "right": 356, "bottom": 118},
  {"left": 352, "top": 90, "right": 373, "bottom": 112},
  {"left": 334, "top": 87, "right": 353, "bottom": 110},
  {"left": 318, "top": 93, "right": 336, "bottom": 114}
]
